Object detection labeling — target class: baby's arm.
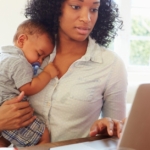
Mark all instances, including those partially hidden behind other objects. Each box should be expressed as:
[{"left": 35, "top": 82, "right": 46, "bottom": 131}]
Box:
[{"left": 19, "top": 63, "right": 59, "bottom": 96}]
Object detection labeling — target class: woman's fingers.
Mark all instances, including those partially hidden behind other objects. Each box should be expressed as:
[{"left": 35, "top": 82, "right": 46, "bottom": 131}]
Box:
[
  {"left": 90, "top": 118, "right": 114, "bottom": 136},
  {"left": 0, "top": 92, "right": 36, "bottom": 130},
  {"left": 0, "top": 107, "right": 35, "bottom": 130},
  {"left": 13, "top": 106, "right": 34, "bottom": 118},
  {"left": 12, "top": 101, "right": 32, "bottom": 111},
  {"left": 19, "top": 111, "right": 34, "bottom": 123},
  {"left": 113, "top": 119, "right": 124, "bottom": 138},
  {"left": 2, "top": 101, "right": 33, "bottom": 119},
  {"left": 90, "top": 117, "right": 125, "bottom": 138},
  {"left": 90, "top": 125, "right": 98, "bottom": 137},
  {"left": 122, "top": 118, "right": 127, "bottom": 124},
  {"left": 12, "top": 112, "right": 36, "bottom": 129},
  {"left": 20, "top": 115, "right": 36, "bottom": 128},
  {"left": 115, "top": 118, "right": 126, "bottom": 138},
  {"left": 103, "top": 117, "right": 114, "bottom": 136},
  {"left": 3, "top": 91, "right": 25, "bottom": 105}
]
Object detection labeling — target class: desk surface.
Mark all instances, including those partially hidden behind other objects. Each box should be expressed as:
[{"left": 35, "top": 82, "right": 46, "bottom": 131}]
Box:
[{"left": 17, "top": 135, "right": 113, "bottom": 150}]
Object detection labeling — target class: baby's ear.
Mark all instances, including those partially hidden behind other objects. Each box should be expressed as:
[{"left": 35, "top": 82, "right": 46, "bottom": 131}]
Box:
[{"left": 17, "top": 34, "right": 28, "bottom": 48}]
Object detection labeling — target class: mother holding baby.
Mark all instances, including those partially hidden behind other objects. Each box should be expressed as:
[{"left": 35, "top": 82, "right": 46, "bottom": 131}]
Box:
[{"left": 0, "top": 0, "right": 127, "bottom": 144}]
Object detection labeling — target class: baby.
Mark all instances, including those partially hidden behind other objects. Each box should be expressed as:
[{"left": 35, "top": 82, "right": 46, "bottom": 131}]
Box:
[{"left": 0, "top": 19, "right": 58, "bottom": 147}]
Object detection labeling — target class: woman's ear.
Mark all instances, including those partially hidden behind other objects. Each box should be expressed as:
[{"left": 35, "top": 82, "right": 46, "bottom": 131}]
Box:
[{"left": 17, "top": 34, "right": 28, "bottom": 48}]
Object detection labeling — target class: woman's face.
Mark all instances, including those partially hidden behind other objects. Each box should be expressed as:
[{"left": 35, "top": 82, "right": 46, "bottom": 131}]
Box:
[{"left": 59, "top": 0, "right": 100, "bottom": 42}]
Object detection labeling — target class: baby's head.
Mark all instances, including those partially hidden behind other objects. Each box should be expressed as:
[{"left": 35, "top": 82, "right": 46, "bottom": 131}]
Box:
[{"left": 13, "top": 19, "right": 54, "bottom": 64}]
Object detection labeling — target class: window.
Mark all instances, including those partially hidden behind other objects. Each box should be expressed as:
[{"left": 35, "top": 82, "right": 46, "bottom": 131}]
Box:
[
  {"left": 130, "top": 0, "right": 150, "bottom": 66},
  {"left": 114, "top": 0, "right": 150, "bottom": 73}
]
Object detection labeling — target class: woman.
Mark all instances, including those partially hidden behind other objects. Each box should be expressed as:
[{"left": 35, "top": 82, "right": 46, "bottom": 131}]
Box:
[
  {"left": 0, "top": 0, "right": 127, "bottom": 144},
  {"left": 24, "top": 0, "right": 127, "bottom": 142}
]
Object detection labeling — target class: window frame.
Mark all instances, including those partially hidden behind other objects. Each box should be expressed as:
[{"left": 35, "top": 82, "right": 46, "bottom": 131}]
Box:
[{"left": 114, "top": 0, "right": 150, "bottom": 73}]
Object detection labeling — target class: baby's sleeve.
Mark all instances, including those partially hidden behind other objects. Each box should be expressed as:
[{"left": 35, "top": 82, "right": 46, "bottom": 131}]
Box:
[{"left": 11, "top": 59, "right": 33, "bottom": 89}]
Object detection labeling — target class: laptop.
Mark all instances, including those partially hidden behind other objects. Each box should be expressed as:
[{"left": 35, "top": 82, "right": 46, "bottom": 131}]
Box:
[{"left": 117, "top": 83, "right": 150, "bottom": 150}]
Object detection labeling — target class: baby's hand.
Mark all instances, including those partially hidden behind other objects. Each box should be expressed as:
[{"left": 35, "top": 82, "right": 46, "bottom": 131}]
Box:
[{"left": 43, "top": 62, "right": 59, "bottom": 78}]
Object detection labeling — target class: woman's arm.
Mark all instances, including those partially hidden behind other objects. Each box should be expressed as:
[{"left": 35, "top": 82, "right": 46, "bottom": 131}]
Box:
[
  {"left": 102, "top": 55, "right": 128, "bottom": 120},
  {"left": 89, "top": 55, "right": 127, "bottom": 138},
  {"left": 0, "top": 92, "right": 35, "bottom": 131}
]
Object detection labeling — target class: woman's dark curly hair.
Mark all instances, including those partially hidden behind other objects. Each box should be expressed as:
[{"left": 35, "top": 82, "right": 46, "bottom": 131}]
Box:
[{"left": 25, "top": 0, "right": 123, "bottom": 47}]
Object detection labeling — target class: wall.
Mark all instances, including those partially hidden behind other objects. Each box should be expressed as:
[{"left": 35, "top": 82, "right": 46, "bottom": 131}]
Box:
[{"left": 0, "top": 0, "right": 27, "bottom": 46}]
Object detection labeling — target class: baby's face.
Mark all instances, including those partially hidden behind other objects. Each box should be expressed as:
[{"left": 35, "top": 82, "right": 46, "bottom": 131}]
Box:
[{"left": 22, "top": 33, "right": 54, "bottom": 64}]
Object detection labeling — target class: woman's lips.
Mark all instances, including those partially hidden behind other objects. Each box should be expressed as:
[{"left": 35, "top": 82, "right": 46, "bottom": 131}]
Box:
[{"left": 76, "top": 27, "right": 90, "bottom": 35}]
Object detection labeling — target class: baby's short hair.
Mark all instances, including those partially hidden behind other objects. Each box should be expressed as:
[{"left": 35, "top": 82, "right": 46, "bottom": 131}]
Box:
[{"left": 13, "top": 19, "right": 53, "bottom": 43}]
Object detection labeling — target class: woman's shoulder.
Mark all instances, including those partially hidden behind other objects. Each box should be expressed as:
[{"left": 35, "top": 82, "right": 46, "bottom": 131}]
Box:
[
  {"left": 89, "top": 38, "right": 123, "bottom": 65},
  {"left": 100, "top": 46, "right": 122, "bottom": 61}
]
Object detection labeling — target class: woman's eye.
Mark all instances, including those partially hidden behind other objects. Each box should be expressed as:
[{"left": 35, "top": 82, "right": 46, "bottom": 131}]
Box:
[
  {"left": 91, "top": 8, "right": 98, "bottom": 12},
  {"left": 71, "top": 5, "right": 80, "bottom": 10}
]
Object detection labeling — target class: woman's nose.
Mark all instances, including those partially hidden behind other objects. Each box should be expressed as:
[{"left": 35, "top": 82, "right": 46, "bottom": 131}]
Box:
[{"left": 79, "top": 9, "right": 91, "bottom": 23}]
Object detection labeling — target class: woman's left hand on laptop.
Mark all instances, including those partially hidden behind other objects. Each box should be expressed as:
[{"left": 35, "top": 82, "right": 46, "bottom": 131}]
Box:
[{"left": 89, "top": 117, "right": 126, "bottom": 138}]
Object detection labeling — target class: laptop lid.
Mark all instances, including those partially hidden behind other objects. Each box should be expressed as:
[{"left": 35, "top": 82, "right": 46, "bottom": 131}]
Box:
[{"left": 117, "top": 84, "right": 150, "bottom": 150}]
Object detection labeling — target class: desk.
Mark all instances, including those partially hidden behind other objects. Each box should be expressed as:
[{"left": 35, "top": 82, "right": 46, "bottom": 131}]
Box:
[{"left": 17, "top": 135, "right": 118, "bottom": 150}]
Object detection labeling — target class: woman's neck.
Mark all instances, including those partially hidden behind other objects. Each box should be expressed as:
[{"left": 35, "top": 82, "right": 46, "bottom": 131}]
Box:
[{"left": 56, "top": 35, "right": 88, "bottom": 55}]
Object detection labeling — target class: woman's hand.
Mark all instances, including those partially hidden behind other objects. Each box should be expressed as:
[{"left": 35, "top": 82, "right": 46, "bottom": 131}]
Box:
[
  {"left": 0, "top": 92, "right": 36, "bottom": 131},
  {"left": 90, "top": 117, "right": 126, "bottom": 138}
]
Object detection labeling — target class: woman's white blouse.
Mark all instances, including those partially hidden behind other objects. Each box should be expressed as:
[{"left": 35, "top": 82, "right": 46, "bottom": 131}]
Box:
[{"left": 29, "top": 37, "right": 127, "bottom": 142}]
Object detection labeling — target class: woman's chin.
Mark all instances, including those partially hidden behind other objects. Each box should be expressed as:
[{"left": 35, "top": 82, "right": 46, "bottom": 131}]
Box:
[{"left": 72, "top": 35, "right": 89, "bottom": 42}]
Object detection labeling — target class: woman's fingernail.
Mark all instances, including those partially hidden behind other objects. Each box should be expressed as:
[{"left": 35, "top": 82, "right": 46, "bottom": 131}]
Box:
[
  {"left": 90, "top": 128, "right": 97, "bottom": 134},
  {"left": 91, "top": 129, "right": 96, "bottom": 133},
  {"left": 109, "top": 129, "right": 113, "bottom": 135},
  {"left": 119, "top": 133, "right": 122, "bottom": 138}
]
